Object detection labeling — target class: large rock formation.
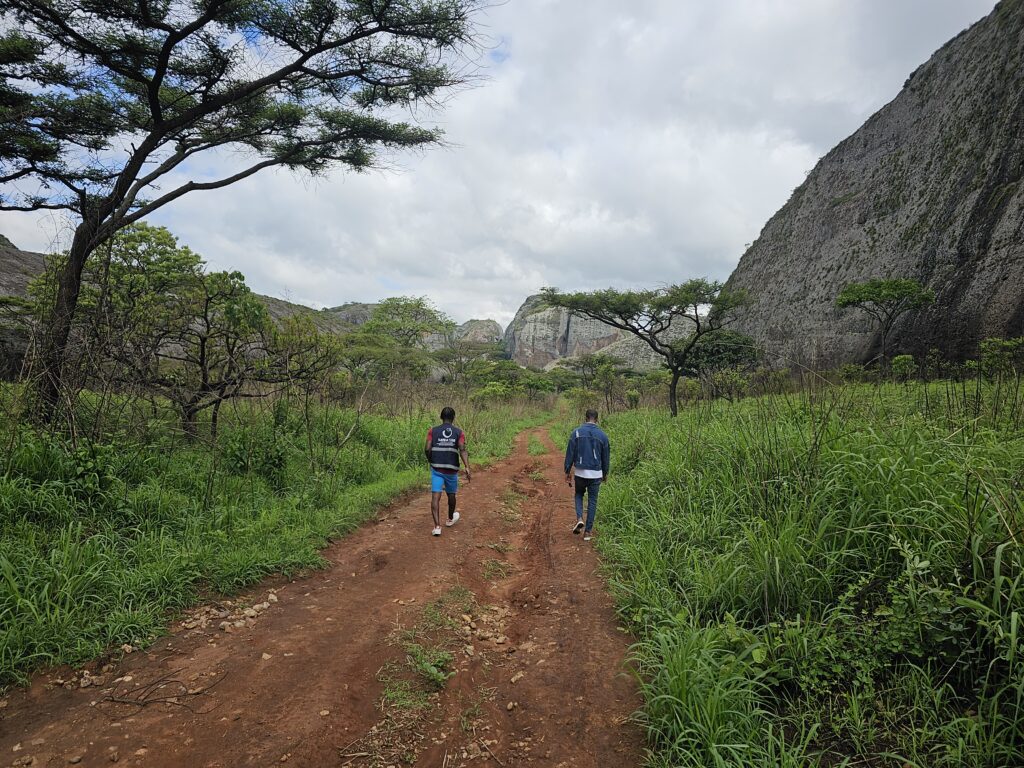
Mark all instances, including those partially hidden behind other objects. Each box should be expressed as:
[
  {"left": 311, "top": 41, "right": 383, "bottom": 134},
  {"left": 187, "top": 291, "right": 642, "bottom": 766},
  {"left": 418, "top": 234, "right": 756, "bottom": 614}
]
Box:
[
  {"left": 725, "top": 0, "right": 1024, "bottom": 369},
  {"left": 0, "top": 235, "right": 46, "bottom": 378},
  {"left": 455, "top": 319, "right": 503, "bottom": 344},
  {"left": 503, "top": 294, "right": 629, "bottom": 368}
]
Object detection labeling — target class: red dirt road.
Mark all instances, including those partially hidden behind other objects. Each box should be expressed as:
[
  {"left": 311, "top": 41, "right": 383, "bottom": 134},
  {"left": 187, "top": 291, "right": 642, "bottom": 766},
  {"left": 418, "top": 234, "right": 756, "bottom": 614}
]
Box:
[{"left": 0, "top": 429, "right": 644, "bottom": 767}]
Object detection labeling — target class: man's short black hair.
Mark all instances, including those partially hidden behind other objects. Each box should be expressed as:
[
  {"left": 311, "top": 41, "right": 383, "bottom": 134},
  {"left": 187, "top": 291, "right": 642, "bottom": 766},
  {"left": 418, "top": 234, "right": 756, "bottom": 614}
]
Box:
[
  {"left": 441, "top": 406, "right": 456, "bottom": 422},
  {"left": 585, "top": 409, "right": 599, "bottom": 422}
]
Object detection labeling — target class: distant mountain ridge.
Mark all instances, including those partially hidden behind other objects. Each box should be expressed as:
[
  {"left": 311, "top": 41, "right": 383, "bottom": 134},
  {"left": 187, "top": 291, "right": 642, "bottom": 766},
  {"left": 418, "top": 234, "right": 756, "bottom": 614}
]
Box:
[
  {"left": 724, "top": 0, "right": 1024, "bottom": 368},
  {"left": 0, "top": 236, "right": 508, "bottom": 374},
  {"left": 0, "top": 235, "right": 670, "bottom": 374}
]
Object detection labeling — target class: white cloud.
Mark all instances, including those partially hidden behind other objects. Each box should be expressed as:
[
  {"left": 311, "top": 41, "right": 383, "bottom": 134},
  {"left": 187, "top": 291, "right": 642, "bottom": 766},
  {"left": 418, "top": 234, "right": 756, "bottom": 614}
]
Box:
[{"left": 1, "top": 0, "right": 997, "bottom": 328}]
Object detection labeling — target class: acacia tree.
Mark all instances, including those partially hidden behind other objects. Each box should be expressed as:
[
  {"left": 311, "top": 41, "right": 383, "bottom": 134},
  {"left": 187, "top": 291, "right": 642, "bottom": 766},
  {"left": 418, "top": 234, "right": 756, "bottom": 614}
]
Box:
[
  {"left": 561, "top": 352, "right": 624, "bottom": 390},
  {"left": 0, "top": 0, "right": 481, "bottom": 417},
  {"left": 836, "top": 278, "right": 934, "bottom": 365},
  {"left": 433, "top": 338, "right": 501, "bottom": 385},
  {"left": 363, "top": 296, "right": 453, "bottom": 349},
  {"left": 65, "top": 223, "right": 336, "bottom": 436},
  {"left": 542, "top": 280, "right": 747, "bottom": 416}
]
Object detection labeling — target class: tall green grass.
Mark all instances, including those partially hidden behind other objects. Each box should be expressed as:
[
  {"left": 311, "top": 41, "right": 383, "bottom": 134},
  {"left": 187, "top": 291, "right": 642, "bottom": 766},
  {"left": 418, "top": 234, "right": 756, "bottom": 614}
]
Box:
[
  {"left": 580, "top": 381, "right": 1024, "bottom": 766},
  {"left": 0, "top": 395, "right": 549, "bottom": 687}
]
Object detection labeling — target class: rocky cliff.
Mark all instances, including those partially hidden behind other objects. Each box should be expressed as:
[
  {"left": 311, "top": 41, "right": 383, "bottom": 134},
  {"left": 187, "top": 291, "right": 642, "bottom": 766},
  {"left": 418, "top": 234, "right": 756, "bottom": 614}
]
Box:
[
  {"left": 0, "top": 235, "right": 46, "bottom": 378},
  {"left": 503, "top": 294, "right": 630, "bottom": 369},
  {"left": 724, "top": 0, "right": 1024, "bottom": 369},
  {"left": 455, "top": 319, "right": 503, "bottom": 344}
]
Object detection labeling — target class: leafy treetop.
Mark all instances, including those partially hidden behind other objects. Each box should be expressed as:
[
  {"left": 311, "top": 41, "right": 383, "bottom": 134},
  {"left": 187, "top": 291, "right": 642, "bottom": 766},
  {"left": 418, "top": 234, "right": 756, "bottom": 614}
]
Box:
[
  {"left": 0, "top": 0, "right": 481, "bottom": 223},
  {"left": 542, "top": 280, "right": 747, "bottom": 415},
  {"left": 836, "top": 278, "right": 934, "bottom": 362}
]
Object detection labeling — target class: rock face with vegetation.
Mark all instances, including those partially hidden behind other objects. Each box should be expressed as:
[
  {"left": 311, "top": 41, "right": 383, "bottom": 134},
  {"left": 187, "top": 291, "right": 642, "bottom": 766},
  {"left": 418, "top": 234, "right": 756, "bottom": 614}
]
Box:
[
  {"left": 456, "top": 318, "right": 503, "bottom": 344},
  {"left": 504, "top": 294, "right": 627, "bottom": 368},
  {"left": 324, "top": 301, "right": 377, "bottom": 327},
  {"left": 725, "top": 0, "right": 1024, "bottom": 369},
  {"left": 0, "top": 235, "right": 46, "bottom": 378}
]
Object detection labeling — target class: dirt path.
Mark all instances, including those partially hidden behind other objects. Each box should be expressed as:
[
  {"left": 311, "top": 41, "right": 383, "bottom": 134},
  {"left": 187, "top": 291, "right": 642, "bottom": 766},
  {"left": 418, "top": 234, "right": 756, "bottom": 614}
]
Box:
[{"left": 1, "top": 429, "right": 644, "bottom": 767}]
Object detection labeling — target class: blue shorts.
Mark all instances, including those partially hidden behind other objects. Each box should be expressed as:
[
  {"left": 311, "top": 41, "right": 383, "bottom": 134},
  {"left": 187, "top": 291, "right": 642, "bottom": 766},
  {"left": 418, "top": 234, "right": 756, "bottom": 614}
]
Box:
[{"left": 431, "top": 468, "right": 459, "bottom": 494}]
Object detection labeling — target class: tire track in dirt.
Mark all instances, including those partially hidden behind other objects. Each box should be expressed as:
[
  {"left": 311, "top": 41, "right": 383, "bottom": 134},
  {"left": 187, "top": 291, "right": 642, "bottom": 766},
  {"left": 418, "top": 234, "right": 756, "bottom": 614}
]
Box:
[{"left": 0, "top": 428, "right": 644, "bottom": 767}]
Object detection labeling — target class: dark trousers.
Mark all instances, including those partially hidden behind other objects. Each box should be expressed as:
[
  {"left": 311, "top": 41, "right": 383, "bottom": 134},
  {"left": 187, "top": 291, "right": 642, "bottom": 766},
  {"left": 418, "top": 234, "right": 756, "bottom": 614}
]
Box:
[{"left": 574, "top": 476, "right": 601, "bottom": 532}]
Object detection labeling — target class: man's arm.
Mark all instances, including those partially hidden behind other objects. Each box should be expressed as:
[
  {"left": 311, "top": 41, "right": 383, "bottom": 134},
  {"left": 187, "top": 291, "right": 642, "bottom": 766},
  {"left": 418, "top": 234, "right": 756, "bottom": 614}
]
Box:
[
  {"left": 424, "top": 429, "right": 432, "bottom": 462},
  {"left": 459, "top": 435, "right": 471, "bottom": 482},
  {"left": 601, "top": 435, "right": 610, "bottom": 481},
  {"left": 564, "top": 432, "right": 576, "bottom": 486}
]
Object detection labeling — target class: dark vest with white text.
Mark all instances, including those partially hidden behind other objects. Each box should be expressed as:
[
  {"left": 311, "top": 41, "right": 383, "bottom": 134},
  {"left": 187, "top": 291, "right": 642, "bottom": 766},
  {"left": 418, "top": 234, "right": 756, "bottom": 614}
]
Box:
[{"left": 429, "top": 424, "right": 463, "bottom": 471}]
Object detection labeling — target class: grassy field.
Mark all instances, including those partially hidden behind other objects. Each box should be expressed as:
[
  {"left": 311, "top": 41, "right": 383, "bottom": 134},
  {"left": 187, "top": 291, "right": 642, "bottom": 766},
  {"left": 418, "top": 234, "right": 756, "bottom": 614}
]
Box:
[
  {"left": 580, "top": 380, "right": 1024, "bottom": 767},
  {"left": 0, "top": 393, "right": 550, "bottom": 687}
]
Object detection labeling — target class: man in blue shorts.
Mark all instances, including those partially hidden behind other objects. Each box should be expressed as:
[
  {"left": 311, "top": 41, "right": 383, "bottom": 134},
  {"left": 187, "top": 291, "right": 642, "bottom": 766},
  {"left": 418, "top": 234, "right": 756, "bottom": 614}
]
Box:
[{"left": 425, "top": 406, "right": 471, "bottom": 537}]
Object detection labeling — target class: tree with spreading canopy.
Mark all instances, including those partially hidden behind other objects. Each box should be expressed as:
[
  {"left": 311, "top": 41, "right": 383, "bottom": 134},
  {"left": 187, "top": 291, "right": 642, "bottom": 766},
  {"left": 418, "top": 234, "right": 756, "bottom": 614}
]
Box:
[
  {"left": 542, "top": 280, "right": 747, "bottom": 416},
  {"left": 362, "top": 296, "right": 453, "bottom": 349},
  {"left": 836, "top": 278, "right": 934, "bottom": 365},
  {"left": 0, "top": 0, "right": 481, "bottom": 417},
  {"left": 35, "top": 222, "right": 337, "bottom": 436}
]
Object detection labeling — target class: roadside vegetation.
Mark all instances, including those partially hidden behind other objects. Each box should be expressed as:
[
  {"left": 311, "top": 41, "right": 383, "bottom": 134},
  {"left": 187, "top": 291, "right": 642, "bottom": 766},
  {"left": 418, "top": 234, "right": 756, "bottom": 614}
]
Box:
[
  {"left": 0, "top": 391, "right": 547, "bottom": 688},
  {"left": 585, "top": 368, "right": 1024, "bottom": 766},
  {"left": 0, "top": 225, "right": 565, "bottom": 688}
]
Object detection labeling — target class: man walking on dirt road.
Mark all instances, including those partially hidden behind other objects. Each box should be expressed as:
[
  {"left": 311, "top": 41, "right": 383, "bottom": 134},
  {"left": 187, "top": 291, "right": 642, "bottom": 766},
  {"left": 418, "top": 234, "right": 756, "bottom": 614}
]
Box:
[
  {"left": 425, "top": 406, "right": 471, "bottom": 537},
  {"left": 564, "top": 409, "right": 610, "bottom": 541}
]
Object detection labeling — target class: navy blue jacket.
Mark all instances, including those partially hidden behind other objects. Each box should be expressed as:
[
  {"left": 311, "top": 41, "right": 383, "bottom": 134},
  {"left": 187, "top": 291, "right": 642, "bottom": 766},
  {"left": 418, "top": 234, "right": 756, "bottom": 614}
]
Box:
[{"left": 564, "top": 422, "right": 610, "bottom": 476}]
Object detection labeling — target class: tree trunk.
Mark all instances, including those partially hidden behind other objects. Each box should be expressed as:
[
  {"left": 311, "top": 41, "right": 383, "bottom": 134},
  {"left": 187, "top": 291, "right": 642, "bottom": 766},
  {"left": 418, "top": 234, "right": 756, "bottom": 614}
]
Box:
[
  {"left": 210, "top": 398, "right": 224, "bottom": 439},
  {"left": 181, "top": 403, "right": 200, "bottom": 439},
  {"left": 668, "top": 369, "right": 680, "bottom": 417},
  {"left": 36, "top": 218, "right": 101, "bottom": 420}
]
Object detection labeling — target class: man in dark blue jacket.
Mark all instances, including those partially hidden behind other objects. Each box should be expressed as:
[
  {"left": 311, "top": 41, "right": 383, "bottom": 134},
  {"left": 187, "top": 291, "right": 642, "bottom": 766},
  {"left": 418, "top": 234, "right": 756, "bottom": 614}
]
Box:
[{"left": 564, "top": 409, "right": 610, "bottom": 541}]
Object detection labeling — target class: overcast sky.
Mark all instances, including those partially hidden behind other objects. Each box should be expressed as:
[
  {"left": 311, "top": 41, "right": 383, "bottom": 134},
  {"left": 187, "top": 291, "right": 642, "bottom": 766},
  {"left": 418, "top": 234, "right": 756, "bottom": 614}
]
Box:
[{"left": 3, "top": 0, "right": 997, "bottom": 328}]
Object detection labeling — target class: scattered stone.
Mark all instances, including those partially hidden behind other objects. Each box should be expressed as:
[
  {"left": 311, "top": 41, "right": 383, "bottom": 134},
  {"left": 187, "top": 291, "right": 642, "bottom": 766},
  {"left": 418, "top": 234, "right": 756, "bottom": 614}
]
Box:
[
  {"left": 133, "top": 748, "right": 148, "bottom": 757},
  {"left": 261, "top": 653, "right": 272, "bottom": 661},
  {"left": 268, "top": 593, "right": 278, "bottom": 603},
  {"left": 11, "top": 757, "right": 36, "bottom": 767},
  {"left": 464, "top": 645, "right": 475, "bottom": 657},
  {"left": 510, "top": 672, "right": 525, "bottom": 684},
  {"left": 67, "top": 754, "right": 83, "bottom": 764},
  {"left": 220, "top": 621, "right": 232, "bottom": 632},
  {"left": 30, "top": 739, "right": 44, "bottom": 746},
  {"left": 506, "top": 701, "right": 517, "bottom": 711},
  {"left": 319, "top": 710, "right": 330, "bottom": 717},
  {"left": 243, "top": 608, "right": 258, "bottom": 618}
]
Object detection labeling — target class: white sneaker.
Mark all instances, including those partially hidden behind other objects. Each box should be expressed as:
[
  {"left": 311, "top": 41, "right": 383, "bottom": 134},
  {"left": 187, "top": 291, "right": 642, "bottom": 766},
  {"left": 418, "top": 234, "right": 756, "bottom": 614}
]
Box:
[
  {"left": 432, "top": 527, "right": 442, "bottom": 536},
  {"left": 446, "top": 511, "right": 460, "bottom": 527},
  {"left": 572, "top": 520, "right": 584, "bottom": 535}
]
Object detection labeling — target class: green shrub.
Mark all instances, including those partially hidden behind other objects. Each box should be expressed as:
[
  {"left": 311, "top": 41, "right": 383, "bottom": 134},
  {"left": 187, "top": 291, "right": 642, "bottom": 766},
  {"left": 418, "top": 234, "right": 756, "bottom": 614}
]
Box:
[{"left": 890, "top": 353, "right": 917, "bottom": 382}]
